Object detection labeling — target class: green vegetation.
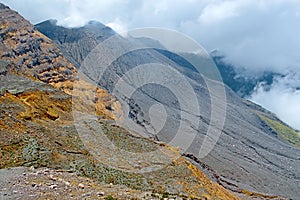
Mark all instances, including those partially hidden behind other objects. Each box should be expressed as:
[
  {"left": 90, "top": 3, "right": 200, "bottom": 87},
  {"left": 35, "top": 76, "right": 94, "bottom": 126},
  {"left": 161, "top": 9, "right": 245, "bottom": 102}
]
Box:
[
  {"left": 22, "top": 138, "right": 40, "bottom": 166},
  {"left": 104, "top": 195, "right": 117, "bottom": 200},
  {"left": 100, "top": 120, "right": 158, "bottom": 153},
  {"left": 258, "top": 114, "right": 300, "bottom": 148},
  {"left": 162, "top": 192, "right": 170, "bottom": 198}
]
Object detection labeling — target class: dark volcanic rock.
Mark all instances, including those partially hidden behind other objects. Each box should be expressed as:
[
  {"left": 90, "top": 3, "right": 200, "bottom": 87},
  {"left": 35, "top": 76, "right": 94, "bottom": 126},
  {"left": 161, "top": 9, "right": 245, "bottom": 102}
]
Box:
[
  {"left": 0, "top": 3, "right": 9, "bottom": 10},
  {"left": 35, "top": 19, "right": 115, "bottom": 68}
]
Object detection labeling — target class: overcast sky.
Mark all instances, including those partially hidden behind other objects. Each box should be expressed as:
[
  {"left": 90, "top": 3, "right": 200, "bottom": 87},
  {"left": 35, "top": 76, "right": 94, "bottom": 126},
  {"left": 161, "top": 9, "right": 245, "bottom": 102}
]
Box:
[{"left": 2, "top": 0, "right": 300, "bottom": 130}]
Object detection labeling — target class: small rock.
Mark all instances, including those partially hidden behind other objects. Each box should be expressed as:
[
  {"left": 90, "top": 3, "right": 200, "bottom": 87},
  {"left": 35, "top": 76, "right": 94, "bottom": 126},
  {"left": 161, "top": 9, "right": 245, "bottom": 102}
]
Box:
[
  {"left": 97, "top": 192, "right": 105, "bottom": 197},
  {"left": 31, "top": 183, "right": 37, "bottom": 188},
  {"left": 49, "top": 174, "right": 56, "bottom": 181},
  {"left": 78, "top": 183, "right": 85, "bottom": 189},
  {"left": 82, "top": 192, "right": 91, "bottom": 197},
  {"left": 29, "top": 166, "right": 35, "bottom": 171},
  {"left": 49, "top": 184, "right": 57, "bottom": 189},
  {"left": 64, "top": 181, "right": 71, "bottom": 186}
]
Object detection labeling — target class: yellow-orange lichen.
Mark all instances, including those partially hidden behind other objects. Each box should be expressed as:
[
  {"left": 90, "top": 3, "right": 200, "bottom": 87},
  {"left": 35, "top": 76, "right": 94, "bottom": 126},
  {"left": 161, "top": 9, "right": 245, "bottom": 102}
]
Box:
[{"left": 174, "top": 157, "right": 239, "bottom": 200}]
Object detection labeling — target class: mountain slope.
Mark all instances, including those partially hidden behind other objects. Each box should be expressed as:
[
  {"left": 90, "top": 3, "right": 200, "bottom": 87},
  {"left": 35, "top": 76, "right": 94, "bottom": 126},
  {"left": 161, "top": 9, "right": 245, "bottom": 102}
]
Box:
[
  {"left": 0, "top": 3, "right": 242, "bottom": 199},
  {"left": 35, "top": 19, "right": 115, "bottom": 68},
  {"left": 35, "top": 19, "right": 300, "bottom": 199}
]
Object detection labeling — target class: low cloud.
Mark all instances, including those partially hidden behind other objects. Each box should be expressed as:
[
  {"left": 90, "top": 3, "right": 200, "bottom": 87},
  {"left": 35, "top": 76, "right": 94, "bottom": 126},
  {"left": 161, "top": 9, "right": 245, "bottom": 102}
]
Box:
[{"left": 250, "top": 72, "right": 300, "bottom": 130}]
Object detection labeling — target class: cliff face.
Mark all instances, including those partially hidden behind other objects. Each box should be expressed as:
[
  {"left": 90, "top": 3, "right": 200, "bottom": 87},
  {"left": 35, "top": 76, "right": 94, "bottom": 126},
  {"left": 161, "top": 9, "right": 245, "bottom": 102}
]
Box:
[
  {"left": 0, "top": 6, "right": 74, "bottom": 84},
  {"left": 0, "top": 3, "right": 242, "bottom": 200}
]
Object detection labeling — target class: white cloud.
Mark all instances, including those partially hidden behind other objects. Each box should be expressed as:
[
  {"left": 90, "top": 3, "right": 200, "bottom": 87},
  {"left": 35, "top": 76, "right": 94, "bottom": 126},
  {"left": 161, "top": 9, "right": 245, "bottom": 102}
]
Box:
[
  {"left": 106, "top": 18, "right": 128, "bottom": 33},
  {"left": 250, "top": 72, "right": 300, "bottom": 130},
  {"left": 198, "top": 0, "right": 240, "bottom": 24}
]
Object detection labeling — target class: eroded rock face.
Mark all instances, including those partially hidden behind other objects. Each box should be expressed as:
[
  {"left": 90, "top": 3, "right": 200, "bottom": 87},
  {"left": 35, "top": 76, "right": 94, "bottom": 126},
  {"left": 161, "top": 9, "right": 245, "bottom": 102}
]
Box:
[{"left": 0, "top": 4, "right": 75, "bottom": 84}]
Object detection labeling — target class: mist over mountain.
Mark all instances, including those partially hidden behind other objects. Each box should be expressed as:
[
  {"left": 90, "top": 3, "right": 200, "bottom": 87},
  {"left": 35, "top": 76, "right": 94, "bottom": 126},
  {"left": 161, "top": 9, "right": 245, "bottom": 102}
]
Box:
[
  {"left": 2, "top": 0, "right": 300, "bottom": 70},
  {"left": 209, "top": 50, "right": 300, "bottom": 131},
  {"left": 250, "top": 71, "right": 300, "bottom": 131}
]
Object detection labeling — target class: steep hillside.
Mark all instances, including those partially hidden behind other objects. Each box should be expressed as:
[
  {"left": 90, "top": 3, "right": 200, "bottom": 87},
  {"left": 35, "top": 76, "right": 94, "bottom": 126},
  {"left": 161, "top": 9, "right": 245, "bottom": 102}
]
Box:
[
  {"left": 0, "top": 3, "right": 244, "bottom": 199},
  {"left": 35, "top": 18, "right": 300, "bottom": 199}
]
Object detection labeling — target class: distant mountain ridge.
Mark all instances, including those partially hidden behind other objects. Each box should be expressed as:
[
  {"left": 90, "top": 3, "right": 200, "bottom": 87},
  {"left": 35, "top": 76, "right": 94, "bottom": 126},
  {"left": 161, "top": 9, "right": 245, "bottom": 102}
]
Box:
[{"left": 210, "top": 50, "right": 281, "bottom": 97}]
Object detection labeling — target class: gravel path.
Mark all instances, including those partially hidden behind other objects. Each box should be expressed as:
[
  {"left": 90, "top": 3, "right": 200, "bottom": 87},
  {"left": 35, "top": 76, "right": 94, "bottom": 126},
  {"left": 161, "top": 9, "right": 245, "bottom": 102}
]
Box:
[{"left": 0, "top": 167, "right": 184, "bottom": 200}]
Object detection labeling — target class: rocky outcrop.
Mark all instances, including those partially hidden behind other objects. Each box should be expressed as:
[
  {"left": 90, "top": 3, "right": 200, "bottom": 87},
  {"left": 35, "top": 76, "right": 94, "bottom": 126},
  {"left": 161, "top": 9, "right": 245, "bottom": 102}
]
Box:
[{"left": 0, "top": 7, "right": 75, "bottom": 84}]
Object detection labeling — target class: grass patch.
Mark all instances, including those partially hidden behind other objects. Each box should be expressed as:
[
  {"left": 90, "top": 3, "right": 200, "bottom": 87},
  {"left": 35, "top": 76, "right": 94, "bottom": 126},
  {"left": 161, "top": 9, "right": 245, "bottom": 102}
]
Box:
[
  {"left": 258, "top": 114, "right": 300, "bottom": 148},
  {"left": 100, "top": 120, "right": 158, "bottom": 153},
  {"left": 104, "top": 195, "right": 117, "bottom": 200}
]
